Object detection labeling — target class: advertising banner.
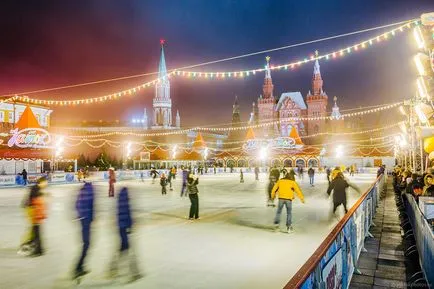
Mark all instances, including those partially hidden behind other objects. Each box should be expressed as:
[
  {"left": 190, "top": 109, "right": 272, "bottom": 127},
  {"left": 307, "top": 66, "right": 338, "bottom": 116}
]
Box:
[
  {"left": 0, "top": 175, "right": 16, "bottom": 185},
  {"left": 322, "top": 248, "right": 343, "bottom": 289},
  {"left": 51, "top": 173, "right": 66, "bottom": 183}
]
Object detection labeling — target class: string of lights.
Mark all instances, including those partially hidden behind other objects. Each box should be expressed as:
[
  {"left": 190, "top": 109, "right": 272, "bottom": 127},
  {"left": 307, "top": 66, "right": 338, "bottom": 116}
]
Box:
[
  {"left": 3, "top": 18, "right": 417, "bottom": 97},
  {"left": 6, "top": 21, "right": 418, "bottom": 107},
  {"left": 61, "top": 101, "right": 403, "bottom": 139}
]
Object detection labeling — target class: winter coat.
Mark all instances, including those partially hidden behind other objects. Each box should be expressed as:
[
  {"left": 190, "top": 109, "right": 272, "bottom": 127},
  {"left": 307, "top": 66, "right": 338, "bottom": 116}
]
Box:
[
  {"left": 118, "top": 187, "right": 132, "bottom": 229},
  {"left": 76, "top": 182, "right": 94, "bottom": 223},
  {"left": 109, "top": 170, "right": 116, "bottom": 183},
  {"left": 269, "top": 168, "right": 280, "bottom": 181},
  {"left": 182, "top": 169, "right": 189, "bottom": 182},
  {"left": 271, "top": 178, "right": 304, "bottom": 201},
  {"left": 160, "top": 177, "right": 168, "bottom": 186},
  {"left": 31, "top": 196, "right": 46, "bottom": 224},
  {"left": 327, "top": 176, "right": 359, "bottom": 204},
  {"left": 308, "top": 168, "right": 315, "bottom": 176},
  {"left": 187, "top": 178, "right": 199, "bottom": 195}
]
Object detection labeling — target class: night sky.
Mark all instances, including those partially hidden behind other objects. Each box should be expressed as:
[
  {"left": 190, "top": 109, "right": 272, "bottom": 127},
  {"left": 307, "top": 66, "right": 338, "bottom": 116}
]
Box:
[{"left": 0, "top": 0, "right": 433, "bottom": 127}]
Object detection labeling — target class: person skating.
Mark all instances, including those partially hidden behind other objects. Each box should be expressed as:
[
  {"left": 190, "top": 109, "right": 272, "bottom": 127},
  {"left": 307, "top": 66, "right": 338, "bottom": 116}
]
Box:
[
  {"left": 150, "top": 167, "right": 159, "bottom": 184},
  {"left": 254, "top": 166, "right": 259, "bottom": 181},
  {"left": 297, "top": 166, "right": 304, "bottom": 180},
  {"left": 160, "top": 173, "right": 168, "bottom": 195},
  {"left": 25, "top": 177, "right": 48, "bottom": 257},
  {"left": 17, "top": 179, "right": 47, "bottom": 256},
  {"left": 308, "top": 167, "right": 315, "bottom": 187},
  {"left": 108, "top": 167, "right": 116, "bottom": 197},
  {"left": 271, "top": 172, "right": 305, "bottom": 233},
  {"left": 240, "top": 170, "right": 244, "bottom": 183},
  {"left": 331, "top": 166, "right": 341, "bottom": 181},
  {"left": 180, "top": 166, "right": 190, "bottom": 197},
  {"left": 73, "top": 182, "right": 95, "bottom": 280},
  {"left": 22, "top": 169, "right": 28, "bottom": 186},
  {"left": 167, "top": 170, "right": 173, "bottom": 191},
  {"left": 187, "top": 174, "right": 200, "bottom": 220},
  {"left": 327, "top": 172, "right": 361, "bottom": 217},
  {"left": 326, "top": 167, "right": 331, "bottom": 184},
  {"left": 350, "top": 164, "right": 356, "bottom": 177},
  {"left": 108, "top": 187, "right": 142, "bottom": 282}
]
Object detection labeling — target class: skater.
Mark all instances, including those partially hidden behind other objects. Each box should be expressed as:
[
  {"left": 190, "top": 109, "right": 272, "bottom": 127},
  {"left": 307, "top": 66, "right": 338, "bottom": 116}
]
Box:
[
  {"left": 187, "top": 174, "right": 200, "bottom": 220},
  {"left": 18, "top": 178, "right": 47, "bottom": 256},
  {"left": 140, "top": 171, "right": 144, "bottom": 182},
  {"left": 180, "top": 166, "right": 189, "bottom": 197},
  {"left": 73, "top": 182, "right": 95, "bottom": 280},
  {"left": 254, "top": 166, "right": 259, "bottom": 181},
  {"left": 267, "top": 175, "right": 277, "bottom": 207},
  {"left": 240, "top": 170, "right": 244, "bottom": 183},
  {"left": 170, "top": 166, "right": 177, "bottom": 180},
  {"left": 109, "top": 187, "right": 142, "bottom": 282},
  {"left": 271, "top": 172, "right": 305, "bottom": 233},
  {"left": 350, "top": 164, "right": 356, "bottom": 177},
  {"left": 213, "top": 165, "right": 217, "bottom": 174},
  {"left": 150, "top": 167, "right": 159, "bottom": 184},
  {"left": 297, "top": 166, "right": 304, "bottom": 180},
  {"left": 160, "top": 173, "right": 168, "bottom": 195},
  {"left": 327, "top": 172, "right": 360, "bottom": 216},
  {"left": 331, "top": 166, "right": 341, "bottom": 181},
  {"left": 108, "top": 167, "right": 116, "bottom": 197},
  {"left": 22, "top": 169, "right": 28, "bottom": 186},
  {"left": 308, "top": 167, "right": 315, "bottom": 186},
  {"left": 78, "top": 169, "right": 83, "bottom": 182},
  {"left": 167, "top": 170, "right": 173, "bottom": 191}
]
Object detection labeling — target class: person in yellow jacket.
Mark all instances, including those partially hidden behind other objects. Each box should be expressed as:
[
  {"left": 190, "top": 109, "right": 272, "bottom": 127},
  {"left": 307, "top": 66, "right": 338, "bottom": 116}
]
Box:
[{"left": 271, "top": 172, "right": 305, "bottom": 233}]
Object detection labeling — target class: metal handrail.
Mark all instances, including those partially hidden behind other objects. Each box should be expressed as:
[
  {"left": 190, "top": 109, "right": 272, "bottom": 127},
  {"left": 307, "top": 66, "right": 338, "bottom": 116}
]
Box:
[{"left": 284, "top": 175, "right": 381, "bottom": 288}]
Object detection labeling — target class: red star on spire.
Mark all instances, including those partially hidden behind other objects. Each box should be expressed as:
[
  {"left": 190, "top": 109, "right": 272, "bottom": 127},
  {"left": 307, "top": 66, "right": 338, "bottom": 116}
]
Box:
[{"left": 160, "top": 39, "right": 166, "bottom": 46}]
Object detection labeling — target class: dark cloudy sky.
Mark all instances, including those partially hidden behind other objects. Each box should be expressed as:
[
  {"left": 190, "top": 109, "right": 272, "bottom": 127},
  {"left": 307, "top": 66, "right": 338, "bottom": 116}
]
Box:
[{"left": 0, "top": 0, "right": 433, "bottom": 127}]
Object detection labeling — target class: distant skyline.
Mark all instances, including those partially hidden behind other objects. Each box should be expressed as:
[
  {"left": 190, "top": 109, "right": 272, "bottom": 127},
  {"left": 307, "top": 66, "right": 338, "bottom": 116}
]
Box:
[{"left": 1, "top": 0, "right": 433, "bottom": 127}]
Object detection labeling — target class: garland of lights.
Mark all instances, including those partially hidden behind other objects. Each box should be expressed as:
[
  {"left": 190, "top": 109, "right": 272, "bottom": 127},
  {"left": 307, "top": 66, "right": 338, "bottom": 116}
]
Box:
[
  {"left": 6, "top": 21, "right": 418, "bottom": 107},
  {"left": 60, "top": 102, "right": 403, "bottom": 139}
]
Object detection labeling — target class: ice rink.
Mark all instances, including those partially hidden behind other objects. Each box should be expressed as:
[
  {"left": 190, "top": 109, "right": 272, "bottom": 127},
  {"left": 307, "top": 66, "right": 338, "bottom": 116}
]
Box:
[{"left": 0, "top": 172, "right": 376, "bottom": 289}]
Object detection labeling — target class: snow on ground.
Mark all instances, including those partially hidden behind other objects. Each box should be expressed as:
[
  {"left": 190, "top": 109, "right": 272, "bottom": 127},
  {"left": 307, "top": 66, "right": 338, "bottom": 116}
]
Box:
[{"left": 0, "top": 172, "right": 375, "bottom": 289}]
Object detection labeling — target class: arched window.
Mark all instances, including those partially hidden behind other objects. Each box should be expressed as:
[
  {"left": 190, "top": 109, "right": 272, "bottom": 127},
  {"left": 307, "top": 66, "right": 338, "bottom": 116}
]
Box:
[
  {"left": 237, "top": 159, "right": 247, "bottom": 167},
  {"left": 295, "top": 159, "right": 306, "bottom": 167},
  {"left": 308, "top": 159, "right": 318, "bottom": 168},
  {"left": 283, "top": 159, "right": 293, "bottom": 167}
]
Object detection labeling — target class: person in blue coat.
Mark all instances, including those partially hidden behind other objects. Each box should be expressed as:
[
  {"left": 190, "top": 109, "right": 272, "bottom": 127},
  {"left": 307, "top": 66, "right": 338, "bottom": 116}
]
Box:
[
  {"left": 73, "top": 182, "right": 94, "bottom": 279},
  {"left": 109, "top": 187, "right": 142, "bottom": 282}
]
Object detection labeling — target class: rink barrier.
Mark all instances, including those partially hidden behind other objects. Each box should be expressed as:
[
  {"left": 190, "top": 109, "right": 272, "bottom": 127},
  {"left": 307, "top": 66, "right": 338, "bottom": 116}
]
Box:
[
  {"left": 285, "top": 174, "right": 385, "bottom": 289},
  {"left": 402, "top": 193, "right": 434, "bottom": 284}
]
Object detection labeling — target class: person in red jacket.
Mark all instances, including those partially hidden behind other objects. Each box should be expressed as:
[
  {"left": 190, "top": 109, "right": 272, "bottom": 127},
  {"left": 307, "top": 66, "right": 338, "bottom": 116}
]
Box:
[{"left": 29, "top": 177, "right": 48, "bottom": 257}]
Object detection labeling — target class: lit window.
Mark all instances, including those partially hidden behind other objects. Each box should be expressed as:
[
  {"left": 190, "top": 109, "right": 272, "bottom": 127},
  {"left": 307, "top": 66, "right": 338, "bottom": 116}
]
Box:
[{"left": 8, "top": 112, "right": 14, "bottom": 123}]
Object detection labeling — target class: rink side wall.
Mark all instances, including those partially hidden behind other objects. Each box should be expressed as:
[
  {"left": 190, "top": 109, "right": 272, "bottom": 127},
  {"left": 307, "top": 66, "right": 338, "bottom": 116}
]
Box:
[{"left": 285, "top": 174, "right": 386, "bottom": 289}]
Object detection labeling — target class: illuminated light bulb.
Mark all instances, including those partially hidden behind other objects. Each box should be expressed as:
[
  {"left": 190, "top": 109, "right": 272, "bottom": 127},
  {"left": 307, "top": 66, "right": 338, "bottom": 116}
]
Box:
[
  {"left": 233, "top": 72, "right": 237, "bottom": 77},
  {"left": 406, "top": 23, "right": 411, "bottom": 28},
  {"left": 354, "top": 45, "right": 358, "bottom": 51},
  {"left": 399, "top": 105, "right": 406, "bottom": 115},
  {"left": 384, "top": 33, "right": 388, "bottom": 39},
  {"left": 291, "top": 63, "right": 295, "bottom": 69},
  {"left": 228, "top": 72, "right": 231, "bottom": 77},
  {"left": 413, "top": 26, "right": 425, "bottom": 49},
  {"left": 210, "top": 73, "right": 214, "bottom": 78},
  {"left": 339, "top": 50, "right": 344, "bottom": 56},
  {"left": 252, "top": 71, "right": 256, "bottom": 75},
  {"left": 332, "top": 52, "right": 336, "bottom": 58},
  {"left": 369, "top": 39, "right": 373, "bottom": 45},
  {"left": 325, "top": 54, "right": 330, "bottom": 60},
  {"left": 205, "top": 73, "right": 208, "bottom": 78},
  {"left": 347, "top": 47, "right": 351, "bottom": 53},
  {"left": 400, "top": 26, "right": 404, "bottom": 32},
  {"left": 391, "top": 30, "right": 395, "bottom": 36},
  {"left": 361, "top": 42, "right": 366, "bottom": 48},
  {"left": 417, "top": 77, "right": 430, "bottom": 100},
  {"left": 246, "top": 71, "right": 249, "bottom": 76},
  {"left": 414, "top": 53, "right": 427, "bottom": 76},
  {"left": 376, "top": 36, "right": 381, "bottom": 42},
  {"left": 303, "top": 58, "right": 308, "bottom": 63}
]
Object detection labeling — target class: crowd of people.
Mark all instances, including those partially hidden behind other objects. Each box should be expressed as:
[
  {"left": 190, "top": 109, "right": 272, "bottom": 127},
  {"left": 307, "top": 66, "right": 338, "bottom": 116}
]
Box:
[
  {"left": 393, "top": 165, "right": 434, "bottom": 202},
  {"left": 15, "top": 162, "right": 368, "bottom": 281}
]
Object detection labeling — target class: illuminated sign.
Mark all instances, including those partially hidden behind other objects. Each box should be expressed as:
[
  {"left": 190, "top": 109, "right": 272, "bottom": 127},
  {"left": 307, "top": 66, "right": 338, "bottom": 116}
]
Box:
[
  {"left": 8, "top": 128, "right": 51, "bottom": 148},
  {"left": 243, "top": 137, "right": 302, "bottom": 150}
]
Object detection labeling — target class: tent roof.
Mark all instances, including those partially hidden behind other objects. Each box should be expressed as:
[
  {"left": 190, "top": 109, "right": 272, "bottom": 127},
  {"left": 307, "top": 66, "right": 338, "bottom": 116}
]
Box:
[
  {"left": 192, "top": 132, "right": 206, "bottom": 149},
  {"left": 16, "top": 106, "right": 41, "bottom": 130},
  {"left": 289, "top": 126, "right": 304, "bottom": 145},
  {"left": 245, "top": 128, "right": 255, "bottom": 140}
]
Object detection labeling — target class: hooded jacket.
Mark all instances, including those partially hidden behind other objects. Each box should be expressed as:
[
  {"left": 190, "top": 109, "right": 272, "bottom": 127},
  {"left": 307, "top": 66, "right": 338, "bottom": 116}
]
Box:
[
  {"left": 76, "top": 182, "right": 94, "bottom": 223},
  {"left": 118, "top": 187, "right": 132, "bottom": 229}
]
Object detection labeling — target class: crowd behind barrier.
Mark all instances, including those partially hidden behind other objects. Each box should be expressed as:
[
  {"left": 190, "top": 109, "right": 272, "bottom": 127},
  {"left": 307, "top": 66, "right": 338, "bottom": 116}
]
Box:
[
  {"left": 285, "top": 174, "right": 386, "bottom": 289},
  {"left": 0, "top": 166, "right": 379, "bottom": 187},
  {"left": 401, "top": 191, "right": 434, "bottom": 285}
]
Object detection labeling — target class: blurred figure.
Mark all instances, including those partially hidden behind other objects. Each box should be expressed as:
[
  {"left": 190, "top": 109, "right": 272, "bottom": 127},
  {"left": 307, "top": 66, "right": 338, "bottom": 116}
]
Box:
[
  {"left": 22, "top": 169, "right": 28, "bottom": 186},
  {"left": 109, "top": 187, "right": 142, "bottom": 282},
  {"left": 140, "top": 171, "right": 144, "bottom": 182},
  {"left": 350, "top": 164, "right": 356, "bottom": 177},
  {"left": 187, "top": 174, "right": 200, "bottom": 220},
  {"left": 327, "top": 172, "right": 361, "bottom": 216},
  {"left": 73, "top": 182, "right": 94, "bottom": 280},
  {"left": 23, "top": 177, "right": 48, "bottom": 257},
  {"left": 180, "top": 166, "right": 189, "bottom": 197},
  {"left": 108, "top": 168, "right": 116, "bottom": 197},
  {"left": 271, "top": 171, "right": 305, "bottom": 233},
  {"left": 167, "top": 169, "right": 173, "bottom": 191},
  {"left": 240, "top": 170, "right": 244, "bottom": 183},
  {"left": 297, "top": 166, "right": 304, "bottom": 180},
  {"left": 77, "top": 169, "right": 83, "bottom": 182},
  {"left": 267, "top": 166, "right": 280, "bottom": 207},
  {"left": 254, "top": 166, "right": 259, "bottom": 181},
  {"left": 18, "top": 178, "right": 47, "bottom": 256},
  {"left": 413, "top": 182, "right": 424, "bottom": 203},
  {"left": 326, "top": 166, "right": 331, "bottom": 184},
  {"left": 308, "top": 167, "right": 315, "bottom": 187},
  {"left": 377, "top": 165, "right": 385, "bottom": 178},
  {"left": 150, "top": 167, "right": 159, "bottom": 184},
  {"left": 160, "top": 173, "right": 168, "bottom": 195}
]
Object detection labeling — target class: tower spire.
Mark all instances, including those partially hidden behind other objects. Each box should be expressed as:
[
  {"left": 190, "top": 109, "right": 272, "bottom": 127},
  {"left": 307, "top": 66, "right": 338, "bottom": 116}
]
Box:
[
  {"left": 265, "top": 56, "right": 271, "bottom": 79},
  {"left": 158, "top": 39, "right": 167, "bottom": 79}
]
